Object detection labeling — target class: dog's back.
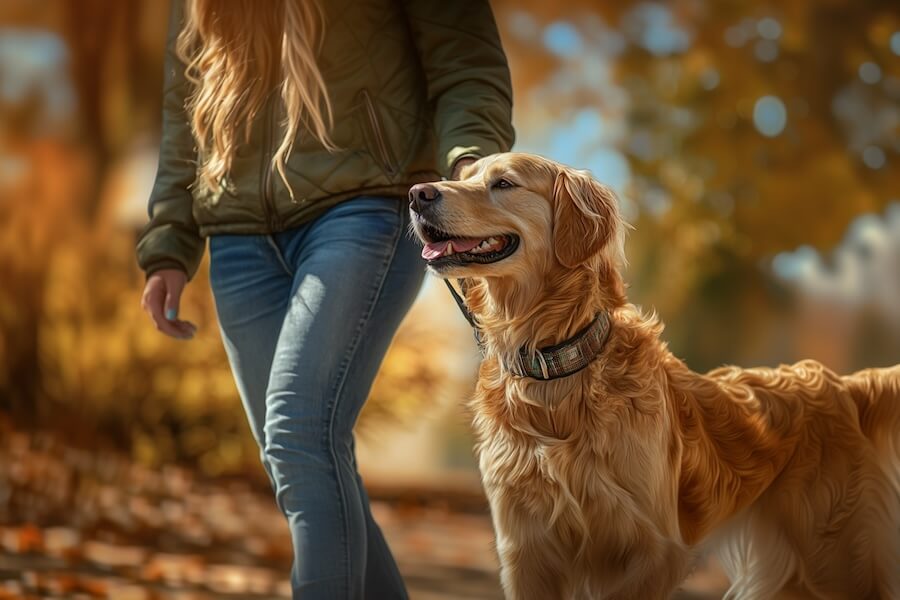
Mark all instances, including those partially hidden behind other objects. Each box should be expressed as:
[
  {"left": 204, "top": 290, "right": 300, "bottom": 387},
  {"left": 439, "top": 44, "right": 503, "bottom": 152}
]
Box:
[
  {"left": 705, "top": 361, "right": 900, "bottom": 599},
  {"left": 844, "top": 364, "right": 900, "bottom": 488}
]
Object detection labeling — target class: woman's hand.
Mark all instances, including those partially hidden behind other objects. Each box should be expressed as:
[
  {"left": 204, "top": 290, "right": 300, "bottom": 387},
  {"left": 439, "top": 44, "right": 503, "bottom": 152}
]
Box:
[
  {"left": 451, "top": 157, "right": 477, "bottom": 180},
  {"left": 141, "top": 269, "right": 197, "bottom": 340}
]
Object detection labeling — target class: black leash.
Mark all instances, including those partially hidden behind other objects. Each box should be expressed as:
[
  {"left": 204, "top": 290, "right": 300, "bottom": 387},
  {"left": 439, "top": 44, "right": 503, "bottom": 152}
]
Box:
[
  {"left": 443, "top": 278, "right": 485, "bottom": 351},
  {"left": 441, "top": 277, "right": 613, "bottom": 380}
]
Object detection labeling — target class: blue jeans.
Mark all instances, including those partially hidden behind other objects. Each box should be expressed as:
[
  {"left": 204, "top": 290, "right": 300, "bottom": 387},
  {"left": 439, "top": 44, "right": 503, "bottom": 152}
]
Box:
[{"left": 209, "top": 196, "right": 424, "bottom": 599}]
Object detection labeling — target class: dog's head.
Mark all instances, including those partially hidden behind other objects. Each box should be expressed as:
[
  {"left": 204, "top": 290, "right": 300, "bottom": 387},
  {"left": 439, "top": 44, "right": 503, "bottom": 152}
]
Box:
[{"left": 409, "top": 153, "right": 625, "bottom": 281}]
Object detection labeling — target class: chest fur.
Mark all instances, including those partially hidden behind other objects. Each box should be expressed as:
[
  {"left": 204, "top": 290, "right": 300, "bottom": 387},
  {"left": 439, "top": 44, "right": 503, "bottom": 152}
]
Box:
[{"left": 471, "top": 382, "right": 681, "bottom": 546}]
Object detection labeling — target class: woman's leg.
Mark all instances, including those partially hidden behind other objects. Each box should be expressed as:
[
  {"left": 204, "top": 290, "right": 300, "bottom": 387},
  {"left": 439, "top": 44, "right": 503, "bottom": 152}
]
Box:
[
  {"left": 265, "top": 197, "right": 423, "bottom": 599},
  {"left": 208, "top": 233, "right": 298, "bottom": 483}
]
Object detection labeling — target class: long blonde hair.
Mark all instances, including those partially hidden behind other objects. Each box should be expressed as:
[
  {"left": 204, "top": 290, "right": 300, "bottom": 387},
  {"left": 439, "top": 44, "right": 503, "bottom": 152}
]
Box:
[{"left": 177, "top": 0, "right": 335, "bottom": 196}]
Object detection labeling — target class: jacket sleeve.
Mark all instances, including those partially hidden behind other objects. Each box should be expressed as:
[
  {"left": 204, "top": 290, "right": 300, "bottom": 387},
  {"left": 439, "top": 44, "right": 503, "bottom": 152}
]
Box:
[
  {"left": 401, "top": 0, "right": 515, "bottom": 177},
  {"left": 135, "top": 0, "right": 205, "bottom": 279}
]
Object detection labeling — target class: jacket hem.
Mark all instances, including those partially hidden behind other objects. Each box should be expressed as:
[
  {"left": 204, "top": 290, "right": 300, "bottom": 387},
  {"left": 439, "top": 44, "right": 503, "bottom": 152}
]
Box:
[{"left": 195, "top": 180, "right": 436, "bottom": 237}]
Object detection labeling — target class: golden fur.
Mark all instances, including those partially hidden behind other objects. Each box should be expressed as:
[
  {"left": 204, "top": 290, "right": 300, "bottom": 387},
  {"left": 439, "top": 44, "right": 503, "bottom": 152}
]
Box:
[{"left": 411, "top": 153, "right": 900, "bottom": 599}]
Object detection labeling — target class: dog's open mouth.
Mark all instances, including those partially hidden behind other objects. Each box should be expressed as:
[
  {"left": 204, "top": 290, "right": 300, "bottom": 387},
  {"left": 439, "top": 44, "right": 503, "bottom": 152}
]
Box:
[{"left": 417, "top": 221, "right": 519, "bottom": 268}]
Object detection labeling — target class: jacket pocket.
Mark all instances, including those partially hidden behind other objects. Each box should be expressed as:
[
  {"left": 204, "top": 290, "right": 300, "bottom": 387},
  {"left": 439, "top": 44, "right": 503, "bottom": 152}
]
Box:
[{"left": 358, "top": 89, "right": 399, "bottom": 177}]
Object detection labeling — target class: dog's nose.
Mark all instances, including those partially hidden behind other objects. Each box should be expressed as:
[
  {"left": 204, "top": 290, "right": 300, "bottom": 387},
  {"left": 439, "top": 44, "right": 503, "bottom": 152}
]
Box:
[{"left": 409, "top": 183, "right": 441, "bottom": 213}]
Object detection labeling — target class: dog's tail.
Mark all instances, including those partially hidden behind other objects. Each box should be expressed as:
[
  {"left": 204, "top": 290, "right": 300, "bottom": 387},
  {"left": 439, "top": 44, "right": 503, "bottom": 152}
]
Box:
[{"left": 844, "top": 365, "right": 900, "bottom": 483}]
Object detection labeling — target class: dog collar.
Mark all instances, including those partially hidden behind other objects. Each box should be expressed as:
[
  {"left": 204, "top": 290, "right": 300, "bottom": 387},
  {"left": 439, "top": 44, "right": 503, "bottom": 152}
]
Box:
[
  {"left": 506, "top": 311, "right": 612, "bottom": 380},
  {"left": 443, "top": 279, "right": 612, "bottom": 381}
]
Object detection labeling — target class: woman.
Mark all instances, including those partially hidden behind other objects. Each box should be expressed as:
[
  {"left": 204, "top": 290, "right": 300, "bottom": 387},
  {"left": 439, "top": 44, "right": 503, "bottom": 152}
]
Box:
[{"left": 136, "top": 0, "right": 514, "bottom": 597}]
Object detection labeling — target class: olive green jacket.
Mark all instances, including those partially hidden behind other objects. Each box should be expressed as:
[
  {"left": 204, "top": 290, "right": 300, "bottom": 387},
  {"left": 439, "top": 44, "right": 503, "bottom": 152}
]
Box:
[{"left": 136, "top": 0, "right": 515, "bottom": 279}]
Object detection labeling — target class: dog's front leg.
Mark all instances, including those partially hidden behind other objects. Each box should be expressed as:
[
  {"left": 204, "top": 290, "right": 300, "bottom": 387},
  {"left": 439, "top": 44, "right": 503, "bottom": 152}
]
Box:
[
  {"left": 600, "top": 539, "right": 689, "bottom": 600},
  {"left": 496, "top": 533, "right": 572, "bottom": 600},
  {"left": 497, "top": 544, "right": 571, "bottom": 600}
]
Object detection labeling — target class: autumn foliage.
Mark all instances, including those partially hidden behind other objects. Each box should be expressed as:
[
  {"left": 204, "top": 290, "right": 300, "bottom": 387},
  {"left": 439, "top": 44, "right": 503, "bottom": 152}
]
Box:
[{"left": 1, "top": 0, "right": 898, "bottom": 494}]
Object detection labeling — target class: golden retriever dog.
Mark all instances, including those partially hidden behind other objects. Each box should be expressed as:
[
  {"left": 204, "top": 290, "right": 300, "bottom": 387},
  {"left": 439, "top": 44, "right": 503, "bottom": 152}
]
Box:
[{"left": 408, "top": 153, "right": 900, "bottom": 599}]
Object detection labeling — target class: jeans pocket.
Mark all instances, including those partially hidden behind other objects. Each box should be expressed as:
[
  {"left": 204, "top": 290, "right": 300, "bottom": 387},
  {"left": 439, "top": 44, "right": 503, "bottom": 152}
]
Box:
[
  {"left": 207, "top": 235, "right": 234, "bottom": 283},
  {"left": 207, "top": 235, "right": 264, "bottom": 295}
]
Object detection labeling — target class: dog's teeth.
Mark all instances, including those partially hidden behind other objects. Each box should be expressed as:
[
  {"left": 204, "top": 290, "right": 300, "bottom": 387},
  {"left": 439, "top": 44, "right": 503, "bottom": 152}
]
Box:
[{"left": 444, "top": 242, "right": 454, "bottom": 256}]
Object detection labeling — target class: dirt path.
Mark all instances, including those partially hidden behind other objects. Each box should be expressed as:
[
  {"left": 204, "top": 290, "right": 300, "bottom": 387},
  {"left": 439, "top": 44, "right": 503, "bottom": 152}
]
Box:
[{"left": 0, "top": 431, "right": 728, "bottom": 599}]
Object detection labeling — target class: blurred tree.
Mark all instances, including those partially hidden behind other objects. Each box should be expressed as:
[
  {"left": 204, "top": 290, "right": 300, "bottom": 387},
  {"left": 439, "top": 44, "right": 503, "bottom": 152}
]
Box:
[
  {"left": 0, "top": 0, "right": 166, "bottom": 419},
  {"left": 493, "top": 0, "right": 899, "bottom": 370},
  {"left": 1, "top": 0, "right": 897, "bottom": 473},
  {"left": 62, "top": 0, "right": 166, "bottom": 218}
]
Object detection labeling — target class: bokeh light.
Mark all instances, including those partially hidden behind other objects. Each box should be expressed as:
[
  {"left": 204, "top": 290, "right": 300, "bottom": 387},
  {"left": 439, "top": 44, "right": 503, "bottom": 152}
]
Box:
[
  {"left": 754, "top": 39, "right": 779, "bottom": 62},
  {"left": 543, "top": 21, "right": 581, "bottom": 58},
  {"left": 753, "top": 95, "right": 788, "bottom": 137},
  {"left": 862, "top": 146, "right": 886, "bottom": 169},
  {"left": 756, "top": 17, "right": 782, "bottom": 40},
  {"left": 858, "top": 61, "right": 882, "bottom": 84}
]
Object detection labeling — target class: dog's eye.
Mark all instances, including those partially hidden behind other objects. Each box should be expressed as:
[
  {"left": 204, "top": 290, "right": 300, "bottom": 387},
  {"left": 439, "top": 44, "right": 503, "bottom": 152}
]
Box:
[{"left": 493, "top": 178, "right": 515, "bottom": 190}]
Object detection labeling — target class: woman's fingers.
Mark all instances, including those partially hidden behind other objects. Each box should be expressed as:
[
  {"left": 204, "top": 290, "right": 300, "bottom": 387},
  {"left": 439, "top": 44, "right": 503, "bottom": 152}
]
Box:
[
  {"left": 145, "top": 281, "right": 184, "bottom": 338},
  {"left": 162, "top": 274, "right": 197, "bottom": 337},
  {"left": 141, "top": 269, "right": 196, "bottom": 340}
]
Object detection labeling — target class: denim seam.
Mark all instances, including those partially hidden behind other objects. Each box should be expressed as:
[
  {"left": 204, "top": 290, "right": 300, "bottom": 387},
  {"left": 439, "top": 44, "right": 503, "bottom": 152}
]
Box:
[
  {"left": 264, "top": 235, "right": 294, "bottom": 276},
  {"left": 324, "top": 200, "right": 403, "bottom": 598}
]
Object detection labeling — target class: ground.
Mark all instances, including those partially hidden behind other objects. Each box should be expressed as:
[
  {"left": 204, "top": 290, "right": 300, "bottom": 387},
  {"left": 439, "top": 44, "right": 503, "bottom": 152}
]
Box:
[{"left": 0, "top": 430, "right": 729, "bottom": 599}]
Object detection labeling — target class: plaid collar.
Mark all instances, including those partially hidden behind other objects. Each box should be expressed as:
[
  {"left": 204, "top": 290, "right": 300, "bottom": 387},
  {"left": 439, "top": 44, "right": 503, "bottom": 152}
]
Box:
[
  {"left": 444, "top": 279, "right": 613, "bottom": 381},
  {"left": 505, "top": 312, "right": 612, "bottom": 380}
]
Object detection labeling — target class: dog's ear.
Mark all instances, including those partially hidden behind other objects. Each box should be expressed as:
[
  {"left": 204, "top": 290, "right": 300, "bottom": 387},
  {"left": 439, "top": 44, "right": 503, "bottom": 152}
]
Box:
[{"left": 552, "top": 167, "right": 619, "bottom": 268}]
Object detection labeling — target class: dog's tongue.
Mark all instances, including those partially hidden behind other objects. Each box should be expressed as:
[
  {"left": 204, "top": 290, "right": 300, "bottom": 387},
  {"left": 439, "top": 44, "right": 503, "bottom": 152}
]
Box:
[{"left": 421, "top": 238, "right": 482, "bottom": 260}]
